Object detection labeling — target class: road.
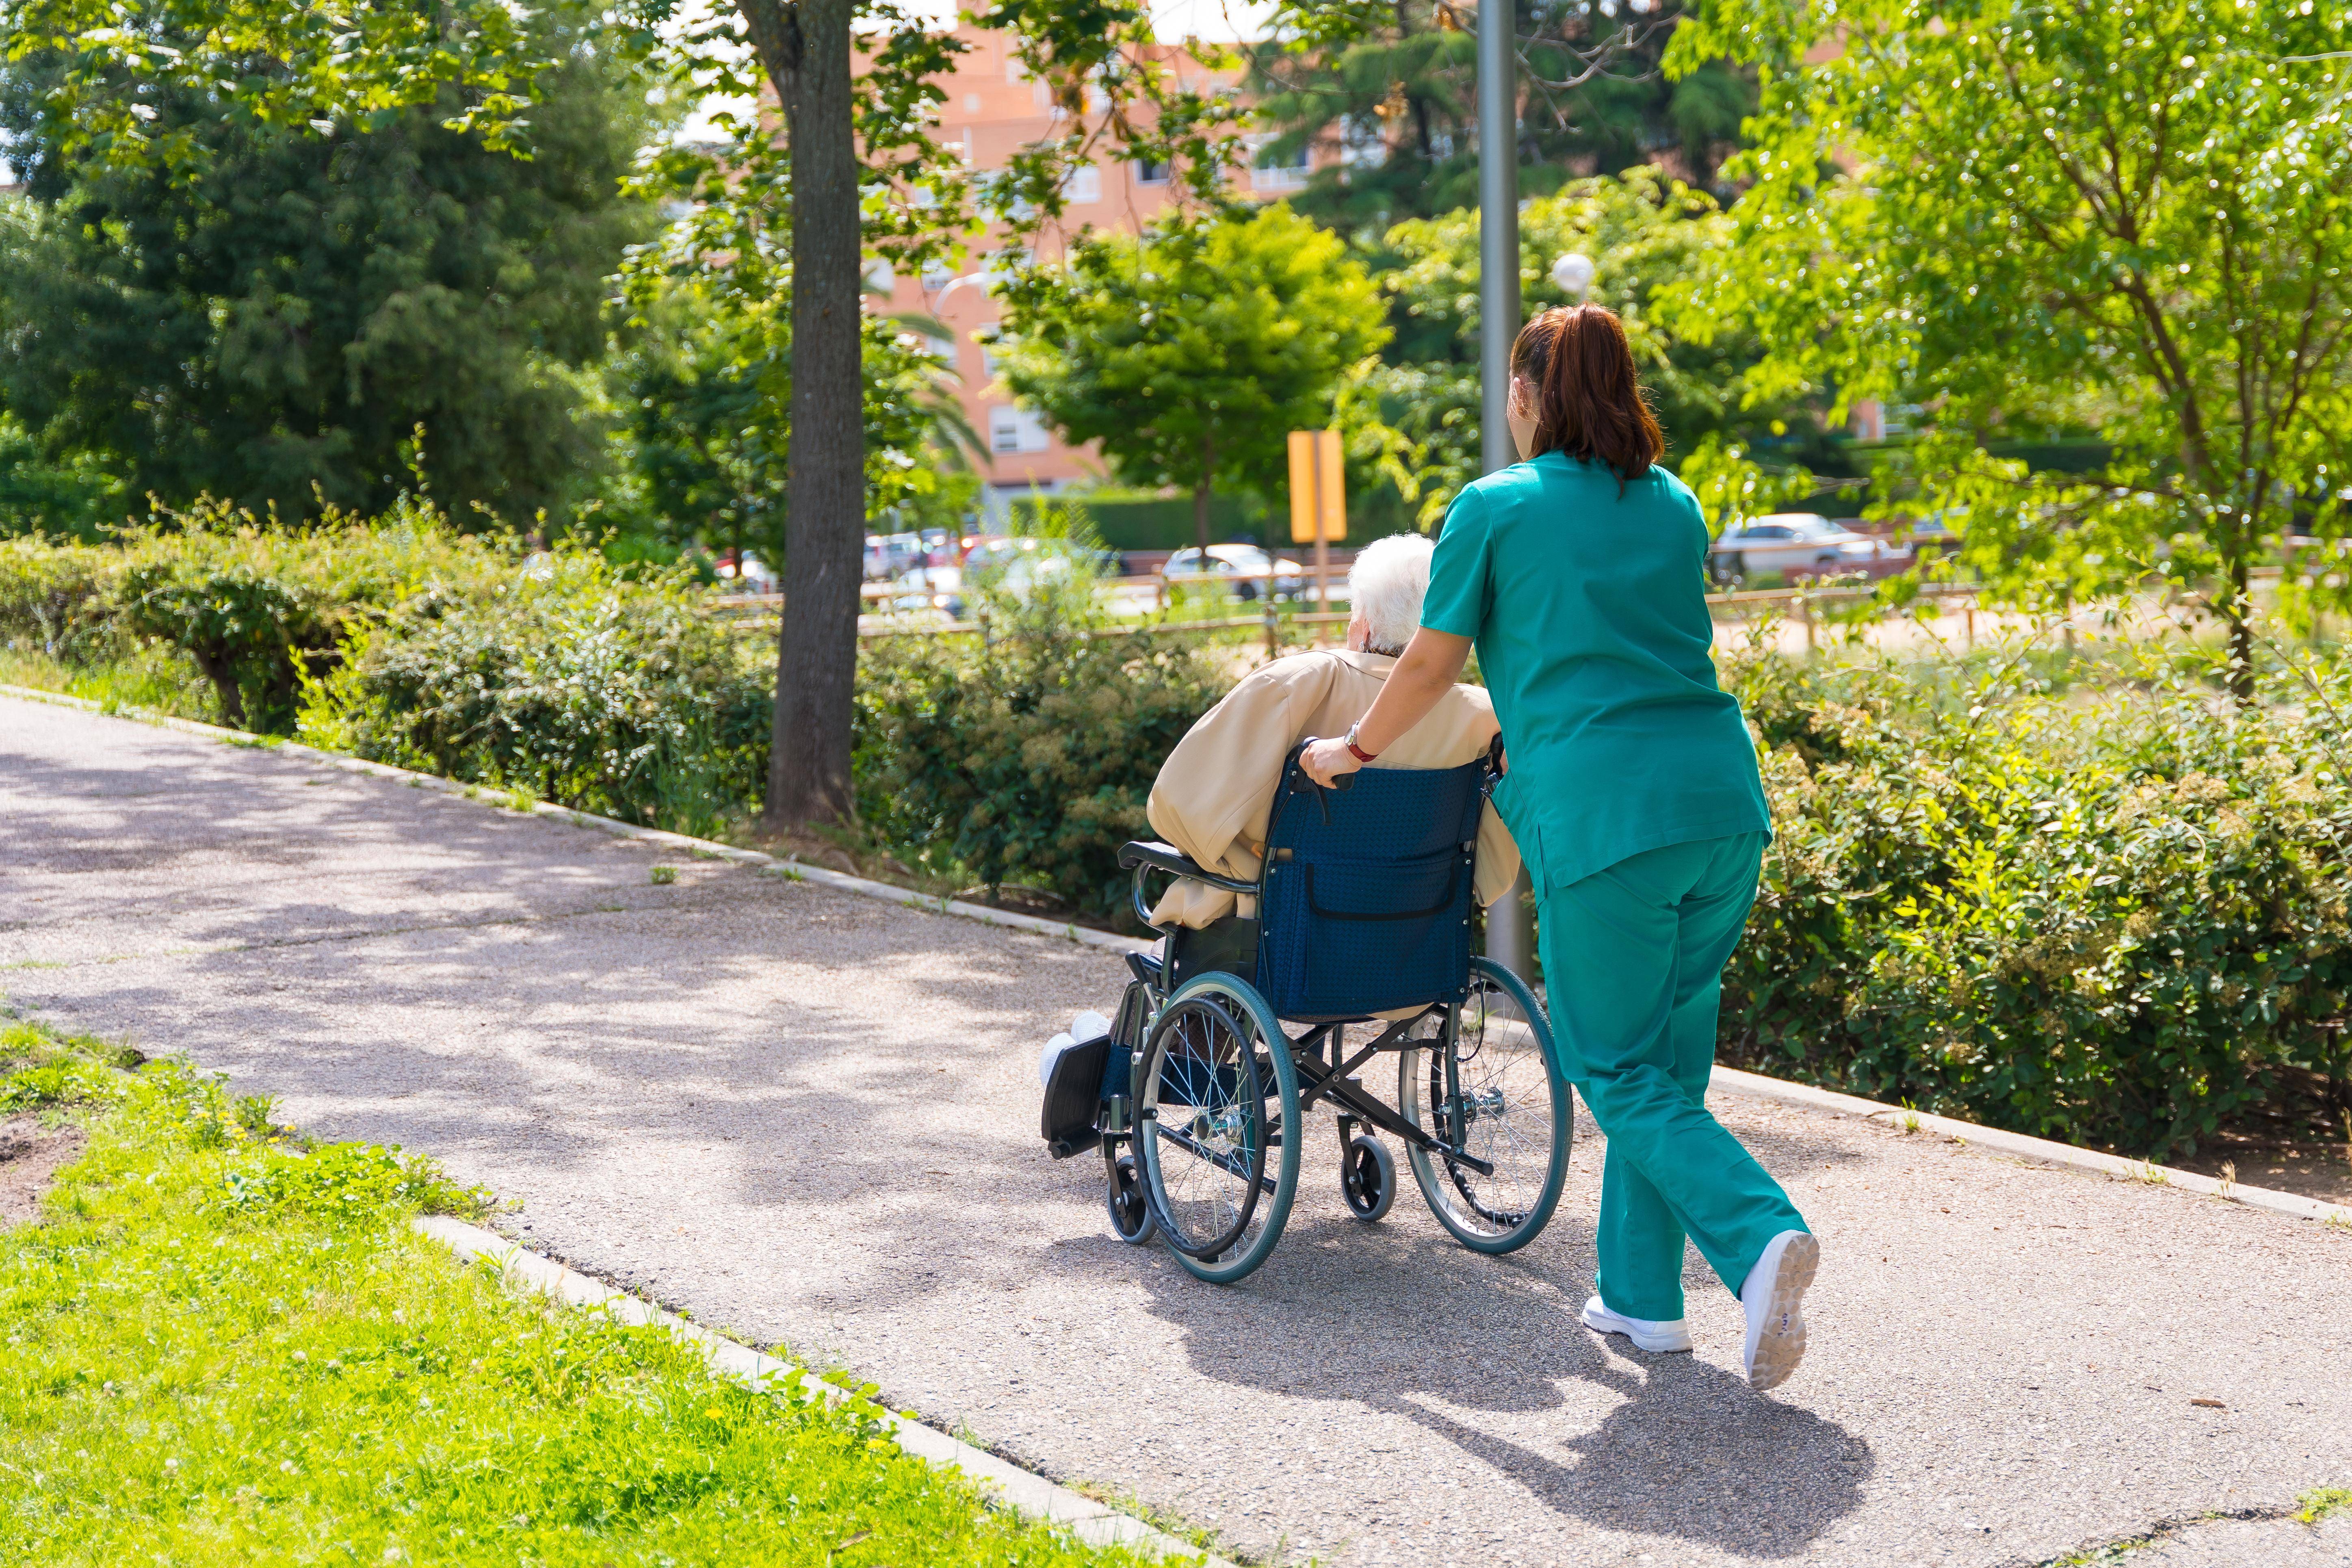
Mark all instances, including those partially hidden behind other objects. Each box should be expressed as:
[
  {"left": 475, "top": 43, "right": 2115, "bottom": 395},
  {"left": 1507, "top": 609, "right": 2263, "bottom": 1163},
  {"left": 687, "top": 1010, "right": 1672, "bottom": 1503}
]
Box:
[{"left": 4, "top": 691, "right": 2348, "bottom": 1567}]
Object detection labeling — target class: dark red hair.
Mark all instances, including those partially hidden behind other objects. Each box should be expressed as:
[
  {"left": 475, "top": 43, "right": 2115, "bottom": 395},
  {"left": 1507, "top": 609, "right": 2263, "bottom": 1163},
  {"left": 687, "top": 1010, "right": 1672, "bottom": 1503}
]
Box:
[{"left": 1510, "top": 304, "right": 1665, "bottom": 492}]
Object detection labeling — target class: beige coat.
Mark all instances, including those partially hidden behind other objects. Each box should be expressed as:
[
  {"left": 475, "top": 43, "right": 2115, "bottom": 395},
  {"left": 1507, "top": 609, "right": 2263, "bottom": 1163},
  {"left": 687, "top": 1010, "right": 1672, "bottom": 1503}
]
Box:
[{"left": 1144, "top": 648, "right": 1523, "bottom": 929}]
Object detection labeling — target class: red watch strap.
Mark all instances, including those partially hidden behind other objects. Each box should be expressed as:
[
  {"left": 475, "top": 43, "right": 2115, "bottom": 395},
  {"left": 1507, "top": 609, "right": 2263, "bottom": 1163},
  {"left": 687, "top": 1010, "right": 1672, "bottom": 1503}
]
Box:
[{"left": 1344, "top": 727, "right": 1379, "bottom": 764}]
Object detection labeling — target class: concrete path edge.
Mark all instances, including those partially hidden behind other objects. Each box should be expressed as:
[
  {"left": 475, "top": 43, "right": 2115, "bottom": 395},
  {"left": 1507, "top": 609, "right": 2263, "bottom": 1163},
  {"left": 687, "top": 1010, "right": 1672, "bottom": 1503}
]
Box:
[
  {"left": 414, "top": 1215, "right": 1229, "bottom": 1566},
  {"left": 12, "top": 681, "right": 2345, "bottom": 1224},
  {"left": 14, "top": 686, "right": 2333, "bottom": 1241}
]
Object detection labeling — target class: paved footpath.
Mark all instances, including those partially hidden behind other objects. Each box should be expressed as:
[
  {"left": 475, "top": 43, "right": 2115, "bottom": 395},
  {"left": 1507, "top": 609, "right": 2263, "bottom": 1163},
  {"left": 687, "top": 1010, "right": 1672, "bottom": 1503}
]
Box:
[{"left": 4, "top": 692, "right": 2349, "bottom": 1568}]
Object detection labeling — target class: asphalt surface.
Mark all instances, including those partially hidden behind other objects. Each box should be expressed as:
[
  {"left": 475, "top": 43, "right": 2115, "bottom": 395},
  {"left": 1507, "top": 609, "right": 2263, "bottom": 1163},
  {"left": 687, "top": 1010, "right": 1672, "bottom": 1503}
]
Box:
[{"left": 4, "top": 691, "right": 2348, "bottom": 1568}]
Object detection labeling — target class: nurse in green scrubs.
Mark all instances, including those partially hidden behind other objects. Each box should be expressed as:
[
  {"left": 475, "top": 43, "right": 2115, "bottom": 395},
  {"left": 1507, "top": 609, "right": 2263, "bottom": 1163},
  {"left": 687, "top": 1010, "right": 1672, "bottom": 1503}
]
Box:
[{"left": 1299, "top": 304, "right": 1818, "bottom": 1392}]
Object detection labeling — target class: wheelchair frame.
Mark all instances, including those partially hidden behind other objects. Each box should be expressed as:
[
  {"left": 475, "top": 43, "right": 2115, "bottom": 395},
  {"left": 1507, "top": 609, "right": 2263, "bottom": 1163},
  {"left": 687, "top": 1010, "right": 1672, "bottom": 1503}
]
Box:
[{"left": 1100, "top": 753, "right": 1572, "bottom": 1286}]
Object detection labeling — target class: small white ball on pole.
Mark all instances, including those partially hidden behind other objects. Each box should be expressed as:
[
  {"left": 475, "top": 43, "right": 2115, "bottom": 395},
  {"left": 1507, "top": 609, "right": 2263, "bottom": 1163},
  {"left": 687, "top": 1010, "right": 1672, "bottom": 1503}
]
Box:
[{"left": 1551, "top": 252, "right": 1596, "bottom": 300}]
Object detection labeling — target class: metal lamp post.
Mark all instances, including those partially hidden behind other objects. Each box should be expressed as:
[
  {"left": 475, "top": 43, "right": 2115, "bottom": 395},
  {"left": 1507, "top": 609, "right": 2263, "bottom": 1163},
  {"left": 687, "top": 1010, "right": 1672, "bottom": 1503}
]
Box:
[{"left": 1477, "top": 0, "right": 1537, "bottom": 980}]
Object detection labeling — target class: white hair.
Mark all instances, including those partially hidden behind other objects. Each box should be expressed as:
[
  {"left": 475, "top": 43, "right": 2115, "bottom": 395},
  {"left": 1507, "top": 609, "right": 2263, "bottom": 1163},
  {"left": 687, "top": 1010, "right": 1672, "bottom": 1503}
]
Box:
[{"left": 1349, "top": 533, "right": 1435, "bottom": 655}]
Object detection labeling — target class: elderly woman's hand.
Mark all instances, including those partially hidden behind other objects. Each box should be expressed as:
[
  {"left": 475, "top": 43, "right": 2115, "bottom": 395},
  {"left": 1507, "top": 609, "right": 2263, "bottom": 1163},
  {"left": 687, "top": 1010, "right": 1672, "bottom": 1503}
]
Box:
[{"left": 1299, "top": 736, "right": 1362, "bottom": 788}]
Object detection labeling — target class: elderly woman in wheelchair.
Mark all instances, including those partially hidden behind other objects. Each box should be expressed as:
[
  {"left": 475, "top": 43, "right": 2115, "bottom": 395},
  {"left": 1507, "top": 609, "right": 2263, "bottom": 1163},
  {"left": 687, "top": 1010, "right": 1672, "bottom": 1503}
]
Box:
[{"left": 1038, "top": 536, "right": 1570, "bottom": 1285}]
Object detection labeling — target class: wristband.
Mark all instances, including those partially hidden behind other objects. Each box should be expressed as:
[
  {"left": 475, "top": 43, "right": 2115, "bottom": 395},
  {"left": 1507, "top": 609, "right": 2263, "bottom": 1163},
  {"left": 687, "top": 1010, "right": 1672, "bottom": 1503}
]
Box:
[{"left": 1343, "top": 722, "right": 1379, "bottom": 764}]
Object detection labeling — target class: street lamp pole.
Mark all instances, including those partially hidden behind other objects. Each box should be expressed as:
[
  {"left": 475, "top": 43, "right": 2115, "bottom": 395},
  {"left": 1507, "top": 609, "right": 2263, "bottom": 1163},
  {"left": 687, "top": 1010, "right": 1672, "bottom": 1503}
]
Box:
[{"left": 1477, "top": 0, "right": 1536, "bottom": 980}]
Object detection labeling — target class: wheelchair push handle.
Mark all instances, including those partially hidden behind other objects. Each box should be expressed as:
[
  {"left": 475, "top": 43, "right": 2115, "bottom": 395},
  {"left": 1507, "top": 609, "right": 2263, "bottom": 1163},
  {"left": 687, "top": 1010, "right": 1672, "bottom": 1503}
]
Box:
[{"left": 1284, "top": 737, "right": 1355, "bottom": 791}]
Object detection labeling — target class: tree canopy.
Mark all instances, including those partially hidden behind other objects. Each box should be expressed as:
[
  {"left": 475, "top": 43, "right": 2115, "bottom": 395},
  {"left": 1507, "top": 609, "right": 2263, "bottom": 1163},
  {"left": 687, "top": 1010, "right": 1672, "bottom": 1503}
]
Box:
[
  {"left": 1675, "top": 0, "right": 2352, "bottom": 676},
  {"left": 1249, "top": 2, "right": 1754, "bottom": 237},
  {"left": 0, "top": 15, "right": 652, "bottom": 527},
  {"left": 1358, "top": 165, "right": 1811, "bottom": 526},
  {"left": 994, "top": 203, "right": 1389, "bottom": 553}
]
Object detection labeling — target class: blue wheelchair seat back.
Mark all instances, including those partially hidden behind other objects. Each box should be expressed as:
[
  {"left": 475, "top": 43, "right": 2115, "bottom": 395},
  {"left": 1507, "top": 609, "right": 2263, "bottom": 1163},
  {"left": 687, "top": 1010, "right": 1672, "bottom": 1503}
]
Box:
[{"left": 1254, "top": 752, "right": 1491, "bottom": 1022}]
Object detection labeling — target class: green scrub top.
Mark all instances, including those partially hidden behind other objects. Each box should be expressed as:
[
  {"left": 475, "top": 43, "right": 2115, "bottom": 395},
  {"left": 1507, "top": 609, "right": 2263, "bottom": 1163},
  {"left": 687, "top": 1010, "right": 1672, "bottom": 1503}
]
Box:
[{"left": 1420, "top": 451, "right": 1769, "bottom": 892}]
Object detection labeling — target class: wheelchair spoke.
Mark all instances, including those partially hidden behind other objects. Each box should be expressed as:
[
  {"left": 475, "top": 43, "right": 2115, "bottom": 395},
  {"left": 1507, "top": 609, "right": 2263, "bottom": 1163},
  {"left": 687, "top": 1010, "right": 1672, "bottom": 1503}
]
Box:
[
  {"left": 1139, "top": 996, "right": 1276, "bottom": 1260},
  {"left": 1400, "top": 968, "right": 1564, "bottom": 1243}
]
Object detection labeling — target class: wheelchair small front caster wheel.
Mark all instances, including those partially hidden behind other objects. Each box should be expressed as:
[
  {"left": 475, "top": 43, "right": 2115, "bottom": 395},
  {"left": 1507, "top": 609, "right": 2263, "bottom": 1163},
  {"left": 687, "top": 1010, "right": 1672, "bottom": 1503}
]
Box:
[
  {"left": 1107, "top": 1151, "right": 1157, "bottom": 1245},
  {"left": 1340, "top": 1134, "right": 1396, "bottom": 1222}
]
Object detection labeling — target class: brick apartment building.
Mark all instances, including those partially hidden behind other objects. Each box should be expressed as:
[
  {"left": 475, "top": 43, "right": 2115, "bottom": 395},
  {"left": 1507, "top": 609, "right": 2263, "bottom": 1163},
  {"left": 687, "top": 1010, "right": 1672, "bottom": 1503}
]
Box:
[{"left": 863, "top": 23, "right": 1313, "bottom": 523}]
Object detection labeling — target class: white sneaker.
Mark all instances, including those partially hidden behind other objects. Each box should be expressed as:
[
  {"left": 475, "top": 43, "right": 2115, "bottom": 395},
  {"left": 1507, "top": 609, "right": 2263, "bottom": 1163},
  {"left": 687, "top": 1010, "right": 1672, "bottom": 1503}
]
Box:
[
  {"left": 1581, "top": 1295, "right": 1693, "bottom": 1354},
  {"left": 1740, "top": 1230, "right": 1819, "bottom": 1391}
]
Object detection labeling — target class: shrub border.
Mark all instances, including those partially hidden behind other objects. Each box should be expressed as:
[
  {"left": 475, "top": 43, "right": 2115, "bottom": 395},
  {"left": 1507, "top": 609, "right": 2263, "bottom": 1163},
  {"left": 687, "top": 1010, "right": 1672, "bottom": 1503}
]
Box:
[{"left": 8, "top": 680, "right": 2347, "bottom": 1217}]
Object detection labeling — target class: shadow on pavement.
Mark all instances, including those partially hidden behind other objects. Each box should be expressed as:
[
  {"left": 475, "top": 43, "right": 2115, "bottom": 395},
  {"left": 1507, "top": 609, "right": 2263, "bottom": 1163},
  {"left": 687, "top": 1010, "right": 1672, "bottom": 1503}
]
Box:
[{"left": 1126, "top": 1208, "right": 1873, "bottom": 1559}]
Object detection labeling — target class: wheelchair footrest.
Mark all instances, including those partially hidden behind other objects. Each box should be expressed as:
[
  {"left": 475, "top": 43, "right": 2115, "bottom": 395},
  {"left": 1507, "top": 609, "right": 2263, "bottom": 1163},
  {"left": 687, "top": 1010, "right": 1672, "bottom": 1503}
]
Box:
[{"left": 1042, "top": 1034, "right": 1113, "bottom": 1159}]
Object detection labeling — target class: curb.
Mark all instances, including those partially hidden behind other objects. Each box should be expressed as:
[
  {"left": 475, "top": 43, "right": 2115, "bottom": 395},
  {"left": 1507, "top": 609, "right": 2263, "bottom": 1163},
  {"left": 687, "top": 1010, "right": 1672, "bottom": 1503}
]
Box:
[
  {"left": 414, "top": 1215, "right": 1230, "bottom": 1566},
  {"left": 14, "top": 685, "right": 2348, "bottom": 1222},
  {"left": 1707, "top": 1067, "right": 2352, "bottom": 1227}
]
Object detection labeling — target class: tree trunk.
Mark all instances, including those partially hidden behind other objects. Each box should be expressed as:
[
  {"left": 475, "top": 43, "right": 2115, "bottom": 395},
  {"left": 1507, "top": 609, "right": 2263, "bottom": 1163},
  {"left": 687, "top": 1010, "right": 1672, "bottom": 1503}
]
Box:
[
  {"left": 742, "top": 0, "right": 864, "bottom": 830},
  {"left": 1192, "top": 432, "right": 1215, "bottom": 558},
  {"left": 2224, "top": 554, "right": 2256, "bottom": 705}
]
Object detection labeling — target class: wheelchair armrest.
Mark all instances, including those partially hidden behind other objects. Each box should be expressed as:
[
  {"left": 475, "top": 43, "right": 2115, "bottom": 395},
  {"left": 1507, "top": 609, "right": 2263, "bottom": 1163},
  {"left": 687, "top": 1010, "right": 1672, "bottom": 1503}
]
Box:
[{"left": 1118, "top": 840, "right": 1256, "bottom": 895}]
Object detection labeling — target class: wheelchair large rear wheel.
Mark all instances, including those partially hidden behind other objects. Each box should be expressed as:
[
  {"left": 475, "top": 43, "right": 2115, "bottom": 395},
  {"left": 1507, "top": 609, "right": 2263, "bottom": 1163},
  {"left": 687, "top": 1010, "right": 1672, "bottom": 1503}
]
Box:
[
  {"left": 1398, "top": 956, "right": 1570, "bottom": 1254},
  {"left": 1136, "top": 975, "right": 1300, "bottom": 1284}
]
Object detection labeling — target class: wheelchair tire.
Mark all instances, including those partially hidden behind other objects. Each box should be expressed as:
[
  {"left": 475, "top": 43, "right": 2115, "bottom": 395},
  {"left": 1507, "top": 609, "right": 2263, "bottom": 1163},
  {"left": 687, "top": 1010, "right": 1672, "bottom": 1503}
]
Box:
[
  {"left": 1339, "top": 1134, "right": 1396, "bottom": 1223},
  {"left": 1105, "top": 1149, "right": 1157, "bottom": 1245},
  {"left": 1135, "top": 973, "right": 1300, "bottom": 1285},
  {"left": 1398, "top": 955, "right": 1571, "bottom": 1255}
]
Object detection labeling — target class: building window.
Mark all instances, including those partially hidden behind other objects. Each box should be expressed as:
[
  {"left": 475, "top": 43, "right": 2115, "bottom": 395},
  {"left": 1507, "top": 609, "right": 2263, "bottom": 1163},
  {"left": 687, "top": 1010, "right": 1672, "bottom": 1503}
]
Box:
[
  {"left": 1063, "top": 164, "right": 1101, "bottom": 204},
  {"left": 920, "top": 262, "right": 955, "bottom": 292},
  {"left": 1250, "top": 135, "right": 1310, "bottom": 192},
  {"left": 989, "top": 406, "right": 1052, "bottom": 455},
  {"left": 1133, "top": 157, "right": 1169, "bottom": 185}
]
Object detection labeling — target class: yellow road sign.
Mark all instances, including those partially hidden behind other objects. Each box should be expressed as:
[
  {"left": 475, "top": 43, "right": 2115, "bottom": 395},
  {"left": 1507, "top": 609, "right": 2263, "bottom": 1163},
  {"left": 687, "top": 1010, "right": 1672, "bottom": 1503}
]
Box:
[{"left": 1287, "top": 429, "right": 1345, "bottom": 545}]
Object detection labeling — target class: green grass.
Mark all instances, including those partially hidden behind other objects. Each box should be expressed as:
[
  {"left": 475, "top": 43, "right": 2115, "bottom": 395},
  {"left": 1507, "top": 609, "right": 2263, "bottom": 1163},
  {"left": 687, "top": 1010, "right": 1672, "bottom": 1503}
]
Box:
[
  {"left": 0, "top": 1020, "right": 1166, "bottom": 1567},
  {"left": 0, "top": 645, "right": 219, "bottom": 723},
  {"left": 2300, "top": 1487, "right": 2352, "bottom": 1525}
]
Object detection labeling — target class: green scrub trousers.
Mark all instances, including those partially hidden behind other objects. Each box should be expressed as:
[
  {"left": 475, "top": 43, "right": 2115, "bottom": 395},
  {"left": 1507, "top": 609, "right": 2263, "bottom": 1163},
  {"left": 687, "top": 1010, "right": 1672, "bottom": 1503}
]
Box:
[
  {"left": 1538, "top": 830, "right": 1806, "bottom": 1323},
  {"left": 1419, "top": 450, "right": 1809, "bottom": 1325}
]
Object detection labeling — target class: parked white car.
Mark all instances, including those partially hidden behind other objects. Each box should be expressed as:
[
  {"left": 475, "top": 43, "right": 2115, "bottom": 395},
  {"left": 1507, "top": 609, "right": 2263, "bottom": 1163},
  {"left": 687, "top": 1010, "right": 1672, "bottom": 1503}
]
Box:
[
  {"left": 1162, "top": 545, "right": 1306, "bottom": 601},
  {"left": 1709, "top": 514, "right": 1888, "bottom": 584}
]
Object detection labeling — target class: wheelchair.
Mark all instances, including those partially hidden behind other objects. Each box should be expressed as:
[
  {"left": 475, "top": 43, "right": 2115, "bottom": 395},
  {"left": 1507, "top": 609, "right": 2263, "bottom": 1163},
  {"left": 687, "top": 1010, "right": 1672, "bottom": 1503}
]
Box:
[{"left": 1055, "top": 743, "right": 1572, "bottom": 1286}]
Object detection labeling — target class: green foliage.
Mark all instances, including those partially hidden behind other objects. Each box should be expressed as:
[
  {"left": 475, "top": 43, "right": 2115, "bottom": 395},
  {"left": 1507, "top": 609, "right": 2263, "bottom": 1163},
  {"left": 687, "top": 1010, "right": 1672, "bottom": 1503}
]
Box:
[
  {"left": 0, "top": 407, "right": 120, "bottom": 541},
  {"left": 217, "top": 1139, "right": 485, "bottom": 1228},
  {"left": 1723, "top": 632, "right": 2352, "bottom": 1160},
  {"left": 0, "top": 533, "right": 119, "bottom": 667},
  {"left": 0, "top": 10, "right": 653, "bottom": 527},
  {"left": 1249, "top": 2, "right": 1754, "bottom": 234},
  {"left": 0, "top": 1022, "right": 1154, "bottom": 1566},
  {"left": 1673, "top": 0, "right": 2352, "bottom": 650},
  {"left": 607, "top": 272, "right": 981, "bottom": 563},
  {"left": 295, "top": 550, "right": 771, "bottom": 838},
  {"left": 856, "top": 596, "right": 1229, "bottom": 926},
  {"left": 6, "top": 500, "right": 508, "bottom": 733},
  {"left": 995, "top": 204, "right": 1390, "bottom": 550},
  {"left": 1369, "top": 165, "right": 1818, "bottom": 527}
]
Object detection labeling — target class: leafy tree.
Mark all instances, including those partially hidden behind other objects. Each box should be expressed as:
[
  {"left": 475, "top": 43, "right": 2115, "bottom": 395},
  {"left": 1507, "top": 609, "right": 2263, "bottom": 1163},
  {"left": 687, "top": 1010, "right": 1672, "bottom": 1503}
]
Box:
[
  {"left": 0, "top": 18, "right": 652, "bottom": 527},
  {"left": 606, "top": 276, "right": 979, "bottom": 571},
  {"left": 2, "top": 0, "right": 1272, "bottom": 829},
  {"left": 1364, "top": 166, "right": 1814, "bottom": 526},
  {"left": 1673, "top": 0, "right": 2352, "bottom": 690},
  {"left": 1249, "top": 3, "right": 1754, "bottom": 238},
  {"left": 0, "top": 411, "right": 120, "bottom": 541},
  {"left": 994, "top": 204, "right": 1389, "bottom": 554}
]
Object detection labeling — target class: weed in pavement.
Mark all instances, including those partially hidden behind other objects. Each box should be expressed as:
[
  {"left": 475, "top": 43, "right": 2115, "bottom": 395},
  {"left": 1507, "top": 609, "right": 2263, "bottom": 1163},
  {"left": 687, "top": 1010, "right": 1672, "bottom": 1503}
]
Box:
[{"left": 0, "top": 1024, "right": 1157, "bottom": 1567}]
